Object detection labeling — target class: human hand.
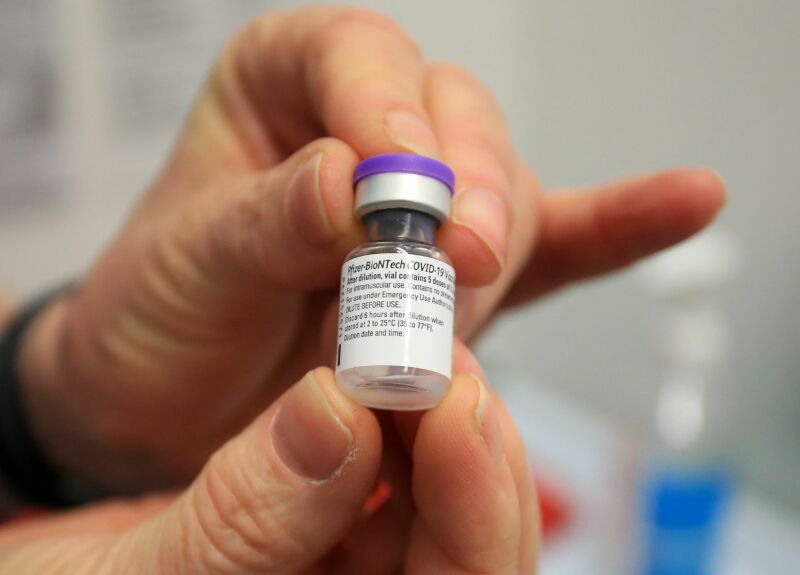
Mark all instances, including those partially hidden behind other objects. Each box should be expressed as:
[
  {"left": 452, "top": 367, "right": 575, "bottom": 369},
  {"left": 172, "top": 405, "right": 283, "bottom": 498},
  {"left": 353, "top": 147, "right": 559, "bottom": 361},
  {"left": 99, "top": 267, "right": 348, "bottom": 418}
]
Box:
[
  {"left": 20, "top": 6, "right": 724, "bottom": 493},
  {"left": 1, "top": 350, "right": 537, "bottom": 574}
]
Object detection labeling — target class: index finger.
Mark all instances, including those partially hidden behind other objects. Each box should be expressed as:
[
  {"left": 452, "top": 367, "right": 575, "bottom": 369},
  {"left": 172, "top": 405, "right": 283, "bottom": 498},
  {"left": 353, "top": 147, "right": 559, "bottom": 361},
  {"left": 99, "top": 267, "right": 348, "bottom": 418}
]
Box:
[
  {"left": 222, "top": 7, "right": 440, "bottom": 166},
  {"left": 407, "top": 373, "right": 522, "bottom": 573}
]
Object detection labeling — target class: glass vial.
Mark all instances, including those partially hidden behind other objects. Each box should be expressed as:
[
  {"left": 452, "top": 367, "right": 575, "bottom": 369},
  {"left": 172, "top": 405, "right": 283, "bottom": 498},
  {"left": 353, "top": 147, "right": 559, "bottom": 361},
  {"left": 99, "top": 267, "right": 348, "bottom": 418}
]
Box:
[{"left": 335, "top": 154, "right": 456, "bottom": 410}]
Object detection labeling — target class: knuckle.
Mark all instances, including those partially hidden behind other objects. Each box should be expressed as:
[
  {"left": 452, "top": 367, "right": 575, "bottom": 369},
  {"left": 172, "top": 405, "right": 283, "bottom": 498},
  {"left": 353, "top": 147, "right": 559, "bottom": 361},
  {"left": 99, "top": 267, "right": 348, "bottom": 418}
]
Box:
[
  {"left": 192, "top": 451, "right": 264, "bottom": 571},
  {"left": 190, "top": 446, "right": 306, "bottom": 572},
  {"left": 459, "top": 160, "right": 513, "bottom": 198},
  {"left": 213, "top": 176, "right": 277, "bottom": 275},
  {"left": 429, "top": 61, "right": 507, "bottom": 132},
  {"left": 317, "top": 7, "right": 420, "bottom": 57},
  {"left": 207, "top": 14, "right": 276, "bottom": 104}
]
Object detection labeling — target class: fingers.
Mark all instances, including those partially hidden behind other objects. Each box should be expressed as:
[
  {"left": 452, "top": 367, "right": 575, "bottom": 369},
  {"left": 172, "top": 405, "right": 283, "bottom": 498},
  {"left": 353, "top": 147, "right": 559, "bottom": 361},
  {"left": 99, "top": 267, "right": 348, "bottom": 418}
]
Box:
[
  {"left": 503, "top": 168, "right": 727, "bottom": 305},
  {"left": 329, "top": 412, "right": 415, "bottom": 575},
  {"left": 161, "top": 7, "right": 522, "bottom": 290},
  {"left": 171, "top": 6, "right": 436, "bottom": 185},
  {"left": 52, "top": 139, "right": 363, "bottom": 470},
  {"left": 406, "top": 374, "right": 522, "bottom": 574},
  {"left": 425, "top": 63, "right": 519, "bottom": 285},
  {"left": 183, "top": 137, "right": 362, "bottom": 291},
  {"left": 396, "top": 342, "right": 539, "bottom": 572},
  {"left": 392, "top": 337, "right": 489, "bottom": 452},
  {"left": 107, "top": 367, "right": 382, "bottom": 575},
  {"left": 299, "top": 9, "right": 436, "bottom": 158},
  {"left": 451, "top": 342, "right": 541, "bottom": 572},
  {"left": 449, "top": 342, "right": 540, "bottom": 571},
  {"left": 494, "top": 397, "right": 540, "bottom": 573}
]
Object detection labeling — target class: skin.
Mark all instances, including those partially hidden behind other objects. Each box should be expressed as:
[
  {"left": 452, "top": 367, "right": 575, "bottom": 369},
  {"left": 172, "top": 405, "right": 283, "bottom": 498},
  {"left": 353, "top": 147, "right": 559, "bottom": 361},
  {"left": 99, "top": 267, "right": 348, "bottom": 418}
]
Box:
[{"left": 0, "top": 6, "right": 725, "bottom": 573}]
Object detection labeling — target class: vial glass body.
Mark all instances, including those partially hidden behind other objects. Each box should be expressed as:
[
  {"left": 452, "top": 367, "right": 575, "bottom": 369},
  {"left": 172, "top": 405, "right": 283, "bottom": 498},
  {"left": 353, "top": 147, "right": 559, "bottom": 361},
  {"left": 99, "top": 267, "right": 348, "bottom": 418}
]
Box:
[{"left": 335, "top": 210, "right": 454, "bottom": 410}]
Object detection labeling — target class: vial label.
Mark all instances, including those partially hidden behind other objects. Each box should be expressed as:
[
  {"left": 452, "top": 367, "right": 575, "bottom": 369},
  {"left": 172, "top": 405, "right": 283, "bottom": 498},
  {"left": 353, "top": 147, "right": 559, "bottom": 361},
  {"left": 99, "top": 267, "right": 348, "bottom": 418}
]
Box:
[{"left": 336, "top": 253, "right": 455, "bottom": 378}]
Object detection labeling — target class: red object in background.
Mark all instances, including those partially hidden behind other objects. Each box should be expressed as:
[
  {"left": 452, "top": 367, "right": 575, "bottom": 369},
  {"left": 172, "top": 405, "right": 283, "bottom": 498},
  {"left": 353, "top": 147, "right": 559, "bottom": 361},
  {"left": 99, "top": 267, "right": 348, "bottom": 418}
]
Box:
[
  {"left": 349, "top": 471, "right": 575, "bottom": 541},
  {"left": 534, "top": 471, "right": 573, "bottom": 541},
  {"left": 363, "top": 477, "right": 393, "bottom": 518}
]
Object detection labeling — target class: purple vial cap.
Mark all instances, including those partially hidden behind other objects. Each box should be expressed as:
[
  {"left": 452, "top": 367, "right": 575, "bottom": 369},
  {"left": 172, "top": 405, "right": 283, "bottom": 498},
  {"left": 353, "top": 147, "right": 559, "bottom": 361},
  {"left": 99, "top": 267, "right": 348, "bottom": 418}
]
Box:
[{"left": 353, "top": 154, "right": 455, "bottom": 195}]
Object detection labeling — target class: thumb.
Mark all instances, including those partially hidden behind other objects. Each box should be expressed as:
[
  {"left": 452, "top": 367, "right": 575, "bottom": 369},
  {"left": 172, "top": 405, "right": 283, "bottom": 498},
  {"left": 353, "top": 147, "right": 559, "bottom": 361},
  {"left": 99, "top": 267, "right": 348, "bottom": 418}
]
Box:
[
  {"left": 160, "top": 136, "right": 363, "bottom": 294},
  {"left": 108, "top": 367, "right": 382, "bottom": 574}
]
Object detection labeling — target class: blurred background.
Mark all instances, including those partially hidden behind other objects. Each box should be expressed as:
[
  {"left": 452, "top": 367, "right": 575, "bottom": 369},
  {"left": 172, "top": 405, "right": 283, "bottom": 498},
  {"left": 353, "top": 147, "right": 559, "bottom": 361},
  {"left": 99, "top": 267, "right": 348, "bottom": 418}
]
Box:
[{"left": 1, "top": 0, "right": 798, "bottom": 573}]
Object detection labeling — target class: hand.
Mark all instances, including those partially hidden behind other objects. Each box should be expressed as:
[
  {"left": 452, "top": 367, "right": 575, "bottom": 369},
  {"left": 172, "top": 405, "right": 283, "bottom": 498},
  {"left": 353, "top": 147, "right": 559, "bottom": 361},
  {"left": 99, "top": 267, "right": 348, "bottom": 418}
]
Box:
[
  {"left": 1, "top": 350, "right": 538, "bottom": 574},
  {"left": 20, "top": 6, "right": 724, "bottom": 493}
]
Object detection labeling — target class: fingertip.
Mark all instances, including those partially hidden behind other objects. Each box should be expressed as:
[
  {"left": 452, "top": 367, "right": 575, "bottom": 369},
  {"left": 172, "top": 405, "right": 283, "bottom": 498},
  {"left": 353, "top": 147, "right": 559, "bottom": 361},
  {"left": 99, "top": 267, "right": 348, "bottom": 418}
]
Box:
[
  {"left": 438, "top": 223, "right": 504, "bottom": 286},
  {"left": 235, "top": 136, "right": 364, "bottom": 288},
  {"left": 412, "top": 373, "right": 519, "bottom": 571},
  {"left": 140, "top": 367, "right": 386, "bottom": 575},
  {"left": 505, "top": 166, "right": 727, "bottom": 304},
  {"left": 415, "top": 372, "right": 499, "bottom": 471},
  {"left": 286, "top": 138, "right": 361, "bottom": 247},
  {"left": 265, "top": 366, "right": 383, "bottom": 485},
  {"left": 450, "top": 371, "right": 484, "bottom": 400},
  {"left": 315, "top": 138, "right": 362, "bottom": 236},
  {"left": 433, "top": 372, "right": 480, "bottom": 415},
  {"left": 450, "top": 186, "right": 510, "bottom": 265},
  {"left": 678, "top": 167, "right": 728, "bottom": 217},
  {"left": 392, "top": 341, "right": 485, "bottom": 455},
  {"left": 308, "top": 366, "right": 382, "bottom": 455},
  {"left": 305, "top": 8, "right": 436, "bottom": 159},
  {"left": 473, "top": 375, "right": 505, "bottom": 460},
  {"left": 650, "top": 168, "right": 728, "bottom": 234},
  {"left": 383, "top": 109, "right": 442, "bottom": 158},
  {"left": 286, "top": 152, "right": 330, "bottom": 244},
  {"left": 451, "top": 338, "right": 487, "bottom": 377},
  {"left": 674, "top": 167, "right": 726, "bottom": 193},
  {"left": 589, "top": 167, "right": 729, "bottom": 256}
]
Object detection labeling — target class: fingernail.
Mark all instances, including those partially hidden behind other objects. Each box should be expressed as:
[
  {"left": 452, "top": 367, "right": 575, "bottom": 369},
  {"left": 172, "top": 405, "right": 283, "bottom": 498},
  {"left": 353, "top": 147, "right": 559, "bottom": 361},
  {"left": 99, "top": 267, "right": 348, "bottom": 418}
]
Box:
[
  {"left": 452, "top": 188, "right": 508, "bottom": 265},
  {"left": 384, "top": 110, "right": 440, "bottom": 157},
  {"left": 287, "top": 153, "right": 335, "bottom": 245},
  {"left": 473, "top": 375, "right": 504, "bottom": 460},
  {"left": 272, "top": 373, "right": 353, "bottom": 481},
  {"left": 453, "top": 286, "right": 470, "bottom": 334}
]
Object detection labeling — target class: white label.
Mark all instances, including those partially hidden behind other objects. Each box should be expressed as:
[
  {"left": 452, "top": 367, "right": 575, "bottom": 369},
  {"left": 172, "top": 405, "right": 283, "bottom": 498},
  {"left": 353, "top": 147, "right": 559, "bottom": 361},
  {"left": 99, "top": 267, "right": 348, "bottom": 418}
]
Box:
[{"left": 336, "top": 253, "right": 455, "bottom": 378}]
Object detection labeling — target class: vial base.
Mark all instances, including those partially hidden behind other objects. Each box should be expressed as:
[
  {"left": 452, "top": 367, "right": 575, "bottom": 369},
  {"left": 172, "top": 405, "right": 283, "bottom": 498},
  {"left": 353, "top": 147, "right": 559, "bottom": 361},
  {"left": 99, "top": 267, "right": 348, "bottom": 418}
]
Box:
[{"left": 336, "top": 365, "right": 450, "bottom": 411}]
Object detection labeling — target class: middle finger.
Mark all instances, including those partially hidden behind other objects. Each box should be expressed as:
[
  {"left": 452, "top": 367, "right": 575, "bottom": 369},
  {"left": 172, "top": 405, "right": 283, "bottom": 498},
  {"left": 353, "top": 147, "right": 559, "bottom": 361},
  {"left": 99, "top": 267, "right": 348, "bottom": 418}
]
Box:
[{"left": 425, "top": 63, "right": 518, "bottom": 285}]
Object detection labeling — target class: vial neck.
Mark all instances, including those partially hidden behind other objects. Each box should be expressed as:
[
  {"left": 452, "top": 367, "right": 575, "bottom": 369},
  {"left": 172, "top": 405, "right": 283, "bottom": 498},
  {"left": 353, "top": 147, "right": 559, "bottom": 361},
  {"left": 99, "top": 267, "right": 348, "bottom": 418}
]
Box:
[{"left": 362, "top": 209, "right": 438, "bottom": 244}]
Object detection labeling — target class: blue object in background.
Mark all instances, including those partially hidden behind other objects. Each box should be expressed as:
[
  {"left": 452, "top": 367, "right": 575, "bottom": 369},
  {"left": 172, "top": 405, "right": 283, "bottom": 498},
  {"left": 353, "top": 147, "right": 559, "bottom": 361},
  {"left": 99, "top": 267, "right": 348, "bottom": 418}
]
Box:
[{"left": 640, "top": 466, "right": 734, "bottom": 575}]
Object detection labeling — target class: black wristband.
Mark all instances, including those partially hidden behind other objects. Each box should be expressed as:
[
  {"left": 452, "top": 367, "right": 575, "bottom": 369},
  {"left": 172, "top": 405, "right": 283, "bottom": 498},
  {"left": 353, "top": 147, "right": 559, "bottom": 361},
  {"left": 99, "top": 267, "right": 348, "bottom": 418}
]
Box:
[{"left": 0, "top": 286, "right": 76, "bottom": 507}]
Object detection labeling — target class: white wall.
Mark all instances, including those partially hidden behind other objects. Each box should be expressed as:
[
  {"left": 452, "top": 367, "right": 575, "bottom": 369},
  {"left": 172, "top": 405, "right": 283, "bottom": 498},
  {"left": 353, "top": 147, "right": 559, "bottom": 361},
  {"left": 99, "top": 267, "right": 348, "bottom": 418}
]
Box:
[{"left": 1, "top": 0, "right": 798, "bottom": 510}]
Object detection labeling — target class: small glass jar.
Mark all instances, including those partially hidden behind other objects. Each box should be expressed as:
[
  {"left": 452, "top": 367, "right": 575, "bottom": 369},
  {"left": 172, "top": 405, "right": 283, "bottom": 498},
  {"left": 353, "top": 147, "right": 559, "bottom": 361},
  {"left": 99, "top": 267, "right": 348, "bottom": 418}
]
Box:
[{"left": 335, "top": 154, "right": 455, "bottom": 410}]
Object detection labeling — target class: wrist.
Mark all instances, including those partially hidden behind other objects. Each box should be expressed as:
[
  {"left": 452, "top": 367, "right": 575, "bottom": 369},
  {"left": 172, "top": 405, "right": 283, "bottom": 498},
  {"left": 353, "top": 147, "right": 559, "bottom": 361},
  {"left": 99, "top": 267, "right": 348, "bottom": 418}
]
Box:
[
  {"left": 15, "top": 294, "right": 110, "bottom": 503},
  {"left": 17, "top": 294, "right": 128, "bottom": 500},
  {"left": 17, "top": 291, "right": 180, "bottom": 498},
  {"left": 18, "top": 296, "right": 74, "bottom": 473},
  {"left": 0, "top": 287, "right": 91, "bottom": 506}
]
